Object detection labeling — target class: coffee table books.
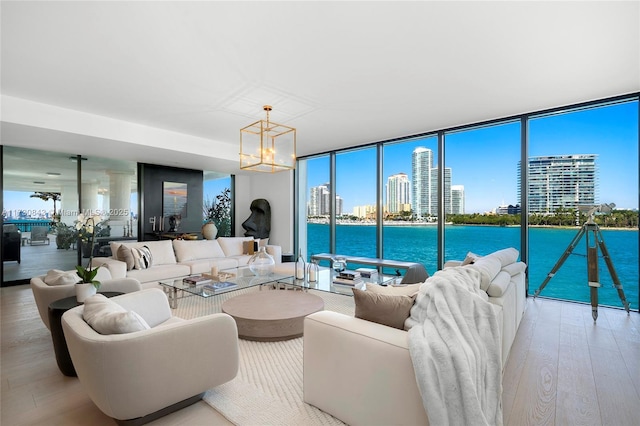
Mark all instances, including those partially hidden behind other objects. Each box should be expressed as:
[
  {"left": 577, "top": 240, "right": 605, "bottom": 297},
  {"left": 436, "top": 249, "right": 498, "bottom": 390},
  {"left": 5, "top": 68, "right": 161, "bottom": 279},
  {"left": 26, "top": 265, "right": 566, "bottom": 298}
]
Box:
[
  {"left": 203, "top": 281, "right": 238, "bottom": 294},
  {"left": 333, "top": 270, "right": 363, "bottom": 286},
  {"left": 183, "top": 275, "right": 212, "bottom": 286}
]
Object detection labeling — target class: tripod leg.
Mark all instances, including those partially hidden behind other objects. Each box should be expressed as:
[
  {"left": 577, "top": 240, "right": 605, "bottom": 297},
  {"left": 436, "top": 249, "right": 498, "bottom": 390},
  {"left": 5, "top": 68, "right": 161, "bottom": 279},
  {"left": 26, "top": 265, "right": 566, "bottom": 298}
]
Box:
[
  {"left": 595, "top": 229, "right": 631, "bottom": 314},
  {"left": 534, "top": 226, "right": 585, "bottom": 298},
  {"left": 588, "top": 246, "right": 600, "bottom": 322}
]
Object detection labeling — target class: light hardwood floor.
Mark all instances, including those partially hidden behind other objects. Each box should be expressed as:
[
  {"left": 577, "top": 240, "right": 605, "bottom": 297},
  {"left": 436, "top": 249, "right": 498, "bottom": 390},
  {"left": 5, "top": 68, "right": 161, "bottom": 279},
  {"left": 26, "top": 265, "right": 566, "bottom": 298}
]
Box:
[{"left": 1, "top": 284, "right": 639, "bottom": 425}]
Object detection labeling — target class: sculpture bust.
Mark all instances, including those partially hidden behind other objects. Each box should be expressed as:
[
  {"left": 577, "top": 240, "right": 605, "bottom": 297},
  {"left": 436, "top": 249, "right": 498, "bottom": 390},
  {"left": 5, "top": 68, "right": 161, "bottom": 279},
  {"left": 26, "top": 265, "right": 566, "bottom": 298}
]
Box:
[{"left": 242, "top": 199, "right": 271, "bottom": 239}]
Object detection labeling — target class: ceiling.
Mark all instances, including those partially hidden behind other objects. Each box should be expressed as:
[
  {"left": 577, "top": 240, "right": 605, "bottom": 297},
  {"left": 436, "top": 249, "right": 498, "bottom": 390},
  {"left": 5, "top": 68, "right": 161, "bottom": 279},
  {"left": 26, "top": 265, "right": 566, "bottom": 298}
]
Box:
[{"left": 1, "top": 1, "right": 639, "bottom": 190}]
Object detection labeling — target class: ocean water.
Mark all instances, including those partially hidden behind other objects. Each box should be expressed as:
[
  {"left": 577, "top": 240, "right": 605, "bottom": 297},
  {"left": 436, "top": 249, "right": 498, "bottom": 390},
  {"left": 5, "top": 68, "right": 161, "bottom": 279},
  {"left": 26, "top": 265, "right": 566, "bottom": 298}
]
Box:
[{"left": 307, "top": 223, "right": 639, "bottom": 310}]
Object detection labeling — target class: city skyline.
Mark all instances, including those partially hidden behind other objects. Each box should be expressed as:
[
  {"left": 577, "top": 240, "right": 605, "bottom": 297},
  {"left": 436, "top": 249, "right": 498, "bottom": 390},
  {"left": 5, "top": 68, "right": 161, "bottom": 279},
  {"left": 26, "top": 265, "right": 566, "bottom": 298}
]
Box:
[{"left": 306, "top": 101, "right": 638, "bottom": 213}]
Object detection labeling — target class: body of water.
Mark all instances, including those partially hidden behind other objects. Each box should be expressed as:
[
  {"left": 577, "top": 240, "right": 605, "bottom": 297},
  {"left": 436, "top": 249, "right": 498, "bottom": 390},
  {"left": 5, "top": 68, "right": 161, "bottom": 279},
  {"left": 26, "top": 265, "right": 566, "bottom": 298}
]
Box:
[{"left": 307, "top": 223, "right": 639, "bottom": 310}]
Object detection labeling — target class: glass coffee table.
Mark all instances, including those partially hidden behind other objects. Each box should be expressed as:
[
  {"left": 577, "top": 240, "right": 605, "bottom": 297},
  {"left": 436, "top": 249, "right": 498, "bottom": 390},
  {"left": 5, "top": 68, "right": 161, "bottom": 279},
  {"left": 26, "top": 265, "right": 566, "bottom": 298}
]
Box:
[
  {"left": 276, "top": 267, "right": 398, "bottom": 295},
  {"left": 159, "top": 266, "right": 293, "bottom": 309}
]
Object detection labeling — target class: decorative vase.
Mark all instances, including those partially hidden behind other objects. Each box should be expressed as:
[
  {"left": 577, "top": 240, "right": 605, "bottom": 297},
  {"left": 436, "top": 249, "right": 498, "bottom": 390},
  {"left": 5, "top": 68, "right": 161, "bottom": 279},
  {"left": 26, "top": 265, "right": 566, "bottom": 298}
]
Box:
[
  {"left": 248, "top": 247, "right": 275, "bottom": 276},
  {"left": 76, "top": 283, "right": 97, "bottom": 303},
  {"left": 307, "top": 259, "right": 319, "bottom": 282},
  {"left": 295, "top": 249, "right": 306, "bottom": 280},
  {"left": 202, "top": 222, "right": 218, "bottom": 240}
]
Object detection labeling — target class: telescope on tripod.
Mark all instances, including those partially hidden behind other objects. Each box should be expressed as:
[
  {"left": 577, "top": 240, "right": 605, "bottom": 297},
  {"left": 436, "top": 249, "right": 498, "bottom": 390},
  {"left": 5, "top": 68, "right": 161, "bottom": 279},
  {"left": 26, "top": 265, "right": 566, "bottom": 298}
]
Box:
[{"left": 533, "top": 203, "right": 630, "bottom": 321}]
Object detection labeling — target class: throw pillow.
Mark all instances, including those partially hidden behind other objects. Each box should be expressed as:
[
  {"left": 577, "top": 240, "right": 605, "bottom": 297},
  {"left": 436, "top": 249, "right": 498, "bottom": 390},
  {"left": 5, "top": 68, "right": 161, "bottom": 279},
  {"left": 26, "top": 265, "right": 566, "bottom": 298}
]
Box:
[
  {"left": 243, "top": 240, "right": 256, "bottom": 255},
  {"left": 43, "top": 269, "right": 78, "bottom": 286},
  {"left": 461, "top": 251, "right": 481, "bottom": 265},
  {"left": 82, "top": 294, "right": 151, "bottom": 335},
  {"left": 117, "top": 245, "right": 135, "bottom": 271},
  {"left": 132, "top": 245, "right": 153, "bottom": 270},
  {"left": 352, "top": 288, "right": 416, "bottom": 330},
  {"left": 366, "top": 283, "right": 421, "bottom": 297}
]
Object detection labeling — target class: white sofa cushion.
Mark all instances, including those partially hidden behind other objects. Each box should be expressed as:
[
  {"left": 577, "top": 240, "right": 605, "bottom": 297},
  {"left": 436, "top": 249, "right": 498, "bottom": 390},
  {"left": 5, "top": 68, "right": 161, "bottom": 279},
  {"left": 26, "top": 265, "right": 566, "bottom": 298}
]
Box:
[
  {"left": 217, "top": 237, "right": 255, "bottom": 257},
  {"left": 501, "top": 261, "right": 526, "bottom": 276},
  {"left": 486, "top": 270, "right": 512, "bottom": 297},
  {"left": 82, "top": 294, "right": 150, "bottom": 334},
  {"left": 487, "top": 247, "right": 519, "bottom": 267},
  {"left": 110, "top": 240, "right": 176, "bottom": 266},
  {"left": 172, "top": 239, "right": 225, "bottom": 262},
  {"left": 468, "top": 255, "right": 501, "bottom": 291},
  {"left": 126, "top": 264, "right": 191, "bottom": 283}
]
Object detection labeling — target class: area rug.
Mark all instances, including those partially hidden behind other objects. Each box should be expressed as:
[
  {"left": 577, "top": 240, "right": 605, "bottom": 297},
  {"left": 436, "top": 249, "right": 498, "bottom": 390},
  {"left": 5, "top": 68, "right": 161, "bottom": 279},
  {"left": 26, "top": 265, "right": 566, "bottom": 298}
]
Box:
[{"left": 174, "top": 286, "right": 354, "bottom": 425}]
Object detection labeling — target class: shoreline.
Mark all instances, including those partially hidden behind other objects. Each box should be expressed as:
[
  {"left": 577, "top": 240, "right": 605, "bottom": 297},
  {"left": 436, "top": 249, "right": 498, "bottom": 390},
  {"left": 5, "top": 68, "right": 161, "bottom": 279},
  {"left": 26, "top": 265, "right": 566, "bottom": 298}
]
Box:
[{"left": 307, "top": 220, "right": 637, "bottom": 231}]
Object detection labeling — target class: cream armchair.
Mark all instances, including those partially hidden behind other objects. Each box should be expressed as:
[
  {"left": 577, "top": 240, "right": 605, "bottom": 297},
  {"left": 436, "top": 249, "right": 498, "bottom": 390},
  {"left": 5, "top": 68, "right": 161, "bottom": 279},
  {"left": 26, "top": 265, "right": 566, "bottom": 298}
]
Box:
[
  {"left": 30, "top": 268, "right": 142, "bottom": 330},
  {"left": 61, "top": 288, "right": 239, "bottom": 424}
]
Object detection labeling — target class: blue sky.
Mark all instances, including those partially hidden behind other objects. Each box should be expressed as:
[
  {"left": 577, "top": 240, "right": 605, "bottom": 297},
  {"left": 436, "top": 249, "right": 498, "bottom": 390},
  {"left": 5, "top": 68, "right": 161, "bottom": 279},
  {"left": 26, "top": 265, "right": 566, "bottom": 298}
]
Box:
[{"left": 307, "top": 100, "right": 639, "bottom": 213}]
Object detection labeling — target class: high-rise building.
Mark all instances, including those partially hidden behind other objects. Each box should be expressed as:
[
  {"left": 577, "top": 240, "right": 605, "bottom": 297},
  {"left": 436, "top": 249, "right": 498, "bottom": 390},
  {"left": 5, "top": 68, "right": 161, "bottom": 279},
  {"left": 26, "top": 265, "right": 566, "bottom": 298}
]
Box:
[
  {"left": 308, "top": 184, "right": 328, "bottom": 216},
  {"left": 520, "top": 154, "right": 598, "bottom": 213},
  {"left": 412, "top": 147, "right": 457, "bottom": 217},
  {"left": 386, "top": 173, "right": 411, "bottom": 213},
  {"left": 411, "top": 147, "right": 433, "bottom": 217},
  {"left": 429, "top": 167, "right": 452, "bottom": 215},
  {"left": 308, "top": 183, "right": 343, "bottom": 216},
  {"left": 451, "top": 185, "right": 465, "bottom": 214}
]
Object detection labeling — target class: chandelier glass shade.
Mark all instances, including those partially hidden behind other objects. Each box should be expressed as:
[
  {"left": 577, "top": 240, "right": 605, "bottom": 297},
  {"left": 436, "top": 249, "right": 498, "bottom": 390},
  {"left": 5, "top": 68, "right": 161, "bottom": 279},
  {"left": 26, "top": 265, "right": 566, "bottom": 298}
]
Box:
[{"left": 240, "top": 105, "right": 296, "bottom": 172}]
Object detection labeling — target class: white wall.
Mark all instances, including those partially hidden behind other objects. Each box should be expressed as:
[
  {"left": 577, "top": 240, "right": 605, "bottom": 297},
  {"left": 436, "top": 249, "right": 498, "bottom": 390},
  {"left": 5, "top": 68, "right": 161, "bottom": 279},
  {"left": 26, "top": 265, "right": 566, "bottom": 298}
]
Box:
[{"left": 234, "top": 171, "right": 294, "bottom": 254}]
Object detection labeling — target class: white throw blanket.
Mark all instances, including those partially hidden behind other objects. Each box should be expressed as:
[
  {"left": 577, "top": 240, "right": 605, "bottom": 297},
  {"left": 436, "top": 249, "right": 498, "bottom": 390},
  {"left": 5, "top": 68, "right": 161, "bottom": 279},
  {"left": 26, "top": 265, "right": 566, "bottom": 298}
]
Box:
[{"left": 407, "top": 267, "right": 503, "bottom": 426}]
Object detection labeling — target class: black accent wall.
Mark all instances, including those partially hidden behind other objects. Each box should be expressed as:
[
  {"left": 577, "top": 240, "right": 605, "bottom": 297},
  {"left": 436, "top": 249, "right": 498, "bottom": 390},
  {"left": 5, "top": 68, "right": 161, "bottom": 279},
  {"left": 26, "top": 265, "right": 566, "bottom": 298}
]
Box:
[{"left": 138, "top": 163, "right": 203, "bottom": 240}]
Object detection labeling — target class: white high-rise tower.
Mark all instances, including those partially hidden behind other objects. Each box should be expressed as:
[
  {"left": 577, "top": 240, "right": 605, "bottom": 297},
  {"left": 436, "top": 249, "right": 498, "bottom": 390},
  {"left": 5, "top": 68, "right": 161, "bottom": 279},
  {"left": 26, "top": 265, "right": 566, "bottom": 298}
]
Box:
[
  {"left": 386, "top": 173, "right": 411, "bottom": 213},
  {"left": 411, "top": 147, "right": 433, "bottom": 218}
]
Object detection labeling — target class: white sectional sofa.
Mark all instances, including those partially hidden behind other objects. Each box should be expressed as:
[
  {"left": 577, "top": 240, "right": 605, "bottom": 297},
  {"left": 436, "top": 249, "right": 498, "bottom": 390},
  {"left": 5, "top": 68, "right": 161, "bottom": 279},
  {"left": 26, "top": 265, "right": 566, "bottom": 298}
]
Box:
[
  {"left": 303, "top": 248, "right": 527, "bottom": 426},
  {"left": 91, "top": 237, "right": 282, "bottom": 287}
]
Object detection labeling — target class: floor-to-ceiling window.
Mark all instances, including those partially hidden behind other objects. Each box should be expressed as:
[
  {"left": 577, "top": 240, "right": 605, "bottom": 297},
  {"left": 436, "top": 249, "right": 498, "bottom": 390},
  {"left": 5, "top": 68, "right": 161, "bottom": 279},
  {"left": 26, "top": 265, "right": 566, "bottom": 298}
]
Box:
[
  {"left": 528, "top": 100, "right": 639, "bottom": 309},
  {"left": 303, "top": 155, "right": 331, "bottom": 261},
  {"left": 444, "top": 122, "right": 521, "bottom": 263},
  {"left": 296, "top": 94, "right": 639, "bottom": 310},
  {"left": 335, "top": 147, "right": 377, "bottom": 259},
  {"left": 382, "top": 136, "right": 439, "bottom": 275}
]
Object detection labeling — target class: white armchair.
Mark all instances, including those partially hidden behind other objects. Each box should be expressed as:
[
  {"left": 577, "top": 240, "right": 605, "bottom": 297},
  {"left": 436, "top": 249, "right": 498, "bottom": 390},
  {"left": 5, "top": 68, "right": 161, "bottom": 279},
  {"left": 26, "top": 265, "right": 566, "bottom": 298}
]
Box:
[
  {"left": 61, "top": 288, "right": 239, "bottom": 424},
  {"left": 30, "top": 268, "right": 142, "bottom": 330}
]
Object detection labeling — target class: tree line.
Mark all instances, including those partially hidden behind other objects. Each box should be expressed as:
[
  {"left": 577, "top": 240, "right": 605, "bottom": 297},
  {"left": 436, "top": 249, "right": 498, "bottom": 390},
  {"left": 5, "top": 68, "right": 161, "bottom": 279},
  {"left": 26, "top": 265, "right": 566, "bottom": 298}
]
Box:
[{"left": 448, "top": 208, "right": 638, "bottom": 228}]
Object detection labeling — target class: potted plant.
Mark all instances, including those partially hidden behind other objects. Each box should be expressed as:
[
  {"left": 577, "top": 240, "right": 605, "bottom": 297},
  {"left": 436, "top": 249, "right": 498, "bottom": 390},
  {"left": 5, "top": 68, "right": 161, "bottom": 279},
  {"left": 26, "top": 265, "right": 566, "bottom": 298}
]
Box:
[
  {"left": 203, "top": 188, "right": 231, "bottom": 239},
  {"left": 74, "top": 214, "right": 103, "bottom": 302},
  {"left": 79, "top": 220, "right": 110, "bottom": 258},
  {"left": 51, "top": 222, "right": 77, "bottom": 250}
]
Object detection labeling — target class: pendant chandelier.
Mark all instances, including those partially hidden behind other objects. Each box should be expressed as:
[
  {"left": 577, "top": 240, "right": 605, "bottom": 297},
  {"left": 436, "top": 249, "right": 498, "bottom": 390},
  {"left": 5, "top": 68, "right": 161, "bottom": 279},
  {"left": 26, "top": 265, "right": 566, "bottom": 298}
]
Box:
[{"left": 240, "top": 105, "right": 296, "bottom": 172}]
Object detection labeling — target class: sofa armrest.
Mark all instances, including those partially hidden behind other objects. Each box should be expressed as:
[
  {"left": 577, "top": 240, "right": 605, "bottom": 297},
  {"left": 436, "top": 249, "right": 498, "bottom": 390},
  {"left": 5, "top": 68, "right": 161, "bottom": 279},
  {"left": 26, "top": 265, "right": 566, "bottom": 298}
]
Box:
[
  {"left": 61, "top": 300, "right": 239, "bottom": 420},
  {"left": 266, "top": 245, "right": 282, "bottom": 264},
  {"left": 303, "top": 311, "right": 427, "bottom": 426},
  {"left": 444, "top": 260, "right": 463, "bottom": 268},
  {"left": 91, "top": 256, "right": 127, "bottom": 279}
]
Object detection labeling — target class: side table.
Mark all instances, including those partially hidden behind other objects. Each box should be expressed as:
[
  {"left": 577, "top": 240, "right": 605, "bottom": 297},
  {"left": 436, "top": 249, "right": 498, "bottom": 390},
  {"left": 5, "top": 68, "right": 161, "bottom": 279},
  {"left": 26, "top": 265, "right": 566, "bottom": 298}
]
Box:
[{"left": 48, "top": 292, "right": 123, "bottom": 377}]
